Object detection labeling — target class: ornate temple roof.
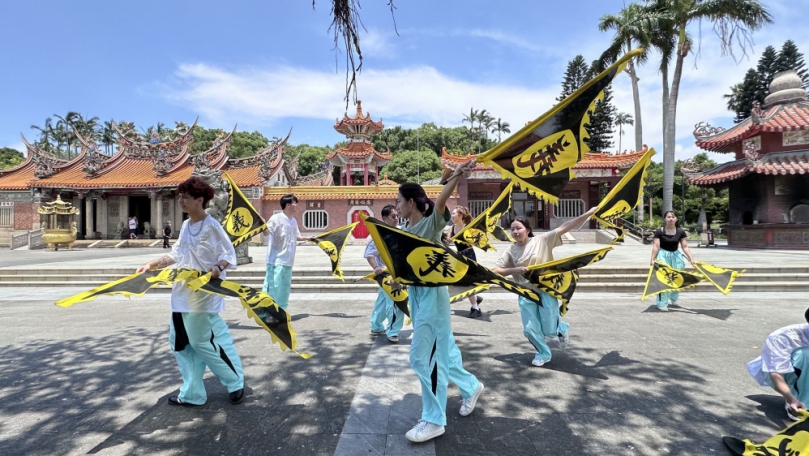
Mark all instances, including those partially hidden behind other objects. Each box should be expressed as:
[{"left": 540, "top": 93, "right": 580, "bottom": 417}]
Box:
[
  {"left": 685, "top": 150, "right": 809, "bottom": 186},
  {"left": 0, "top": 135, "right": 70, "bottom": 190},
  {"left": 294, "top": 165, "right": 334, "bottom": 186},
  {"left": 377, "top": 173, "right": 397, "bottom": 185},
  {"left": 325, "top": 141, "right": 393, "bottom": 164},
  {"left": 694, "top": 71, "right": 809, "bottom": 153},
  {"left": 333, "top": 100, "right": 384, "bottom": 136}
]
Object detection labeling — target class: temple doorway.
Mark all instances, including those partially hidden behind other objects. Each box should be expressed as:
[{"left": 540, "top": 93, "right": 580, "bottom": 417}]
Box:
[{"left": 129, "top": 196, "right": 151, "bottom": 235}]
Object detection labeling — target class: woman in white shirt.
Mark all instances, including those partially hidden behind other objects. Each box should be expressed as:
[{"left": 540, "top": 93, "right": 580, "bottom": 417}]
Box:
[{"left": 137, "top": 177, "right": 242, "bottom": 407}]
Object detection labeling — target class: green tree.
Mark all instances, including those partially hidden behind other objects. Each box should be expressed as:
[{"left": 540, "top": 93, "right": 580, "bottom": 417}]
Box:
[
  {"left": 284, "top": 144, "right": 330, "bottom": 176},
  {"left": 231, "top": 131, "right": 270, "bottom": 158},
  {"left": 599, "top": 2, "right": 651, "bottom": 153},
  {"left": 0, "top": 147, "right": 24, "bottom": 170},
  {"left": 585, "top": 61, "right": 617, "bottom": 153},
  {"left": 755, "top": 45, "right": 780, "bottom": 102},
  {"left": 380, "top": 149, "right": 442, "bottom": 184},
  {"left": 641, "top": 0, "right": 772, "bottom": 214},
  {"left": 725, "top": 68, "right": 762, "bottom": 123},
  {"left": 557, "top": 55, "right": 590, "bottom": 101},
  {"left": 775, "top": 40, "right": 809, "bottom": 89},
  {"left": 493, "top": 118, "right": 511, "bottom": 142}
]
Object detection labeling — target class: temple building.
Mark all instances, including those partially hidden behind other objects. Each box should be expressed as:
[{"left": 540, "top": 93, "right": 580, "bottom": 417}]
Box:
[
  {"left": 0, "top": 120, "right": 293, "bottom": 245},
  {"left": 325, "top": 101, "right": 393, "bottom": 186},
  {"left": 686, "top": 70, "right": 809, "bottom": 249}
]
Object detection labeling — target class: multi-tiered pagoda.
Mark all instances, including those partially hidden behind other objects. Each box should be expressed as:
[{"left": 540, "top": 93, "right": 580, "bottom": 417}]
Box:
[{"left": 326, "top": 101, "right": 392, "bottom": 186}]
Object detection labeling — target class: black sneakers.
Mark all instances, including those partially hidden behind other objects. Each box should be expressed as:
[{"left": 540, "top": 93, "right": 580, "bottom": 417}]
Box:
[
  {"left": 468, "top": 307, "right": 482, "bottom": 318},
  {"left": 230, "top": 388, "right": 245, "bottom": 405}
]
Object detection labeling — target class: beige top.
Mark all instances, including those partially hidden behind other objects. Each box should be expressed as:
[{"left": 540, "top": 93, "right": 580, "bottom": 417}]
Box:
[{"left": 495, "top": 230, "right": 562, "bottom": 286}]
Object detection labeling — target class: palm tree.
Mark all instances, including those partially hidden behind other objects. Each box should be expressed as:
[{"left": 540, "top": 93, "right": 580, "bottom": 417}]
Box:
[
  {"left": 642, "top": 0, "right": 771, "bottom": 213},
  {"left": 30, "top": 117, "right": 56, "bottom": 153},
  {"left": 614, "top": 112, "right": 634, "bottom": 153},
  {"left": 599, "top": 3, "right": 650, "bottom": 154},
  {"left": 101, "top": 121, "right": 116, "bottom": 155},
  {"left": 493, "top": 118, "right": 511, "bottom": 142}
]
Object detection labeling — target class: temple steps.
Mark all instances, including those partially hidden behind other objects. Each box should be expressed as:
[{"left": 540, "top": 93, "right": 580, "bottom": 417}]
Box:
[{"left": 1, "top": 267, "right": 807, "bottom": 293}]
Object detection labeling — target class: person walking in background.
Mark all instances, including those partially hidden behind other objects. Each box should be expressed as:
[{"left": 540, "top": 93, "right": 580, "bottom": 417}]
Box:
[
  {"left": 262, "top": 194, "right": 310, "bottom": 310},
  {"left": 449, "top": 206, "right": 484, "bottom": 318},
  {"left": 129, "top": 216, "right": 138, "bottom": 239},
  {"left": 163, "top": 221, "right": 172, "bottom": 248},
  {"left": 649, "top": 211, "right": 696, "bottom": 312},
  {"left": 366, "top": 204, "right": 405, "bottom": 344}
]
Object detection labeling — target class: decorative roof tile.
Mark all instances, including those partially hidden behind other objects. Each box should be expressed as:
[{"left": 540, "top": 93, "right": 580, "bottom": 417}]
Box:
[
  {"left": 686, "top": 150, "right": 809, "bottom": 185},
  {"left": 694, "top": 101, "right": 809, "bottom": 152}
]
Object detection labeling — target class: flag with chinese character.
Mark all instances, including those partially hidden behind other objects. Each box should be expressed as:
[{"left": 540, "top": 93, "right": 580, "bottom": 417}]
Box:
[
  {"left": 55, "top": 268, "right": 203, "bottom": 307},
  {"left": 528, "top": 271, "right": 579, "bottom": 316},
  {"left": 222, "top": 172, "right": 267, "bottom": 247},
  {"left": 311, "top": 223, "right": 358, "bottom": 281},
  {"left": 722, "top": 409, "right": 809, "bottom": 455},
  {"left": 525, "top": 247, "right": 612, "bottom": 278},
  {"left": 476, "top": 49, "right": 643, "bottom": 204},
  {"left": 642, "top": 262, "right": 704, "bottom": 300},
  {"left": 185, "top": 274, "right": 309, "bottom": 358},
  {"left": 693, "top": 262, "right": 745, "bottom": 295},
  {"left": 449, "top": 284, "right": 490, "bottom": 304},
  {"left": 362, "top": 214, "right": 543, "bottom": 305},
  {"left": 364, "top": 271, "right": 410, "bottom": 317},
  {"left": 452, "top": 182, "right": 515, "bottom": 251},
  {"left": 591, "top": 147, "right": 655, "bottom": 244}
]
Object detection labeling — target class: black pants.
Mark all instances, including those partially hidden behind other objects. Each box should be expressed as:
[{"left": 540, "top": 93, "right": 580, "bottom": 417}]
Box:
[{"left": 163, "top": 235, "right": 170, "bottom": 248}]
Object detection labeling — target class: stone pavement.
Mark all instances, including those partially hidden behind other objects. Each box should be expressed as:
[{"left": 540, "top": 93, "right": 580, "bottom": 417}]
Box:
[{"left": 1, "top": 244, "right": 807, "bottom": 455}]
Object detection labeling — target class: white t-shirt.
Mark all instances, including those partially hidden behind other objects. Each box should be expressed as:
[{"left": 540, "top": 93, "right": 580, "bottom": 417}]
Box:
[
  {"left": 266, "top": 212, "right": 301, "bottom": 266},
  {"left": 495, "top": 230, "right": 562, "bottom": 288},
  {"left": 747, "top": 323, "right": 809, "bottom": 386},
  {"left": 364, "top": 239, "right": 383, "bottom": 269},
  {"left": 167, "top": 215, "right": 237, "bottom": 313},
  {"left": 129, "top": 218, "right": 137, "bottom": 229}
]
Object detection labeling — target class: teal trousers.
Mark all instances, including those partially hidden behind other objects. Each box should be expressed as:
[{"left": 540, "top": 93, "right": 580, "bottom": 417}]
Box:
[
  {"left": 263, "top": 264, "right": 293, "bottom": 309},
  {"left": 518, "top": 293, "right": 569, "bottom": 362},
  {"left": 370, "top": 288, "right": 405, "bottom": 337}
]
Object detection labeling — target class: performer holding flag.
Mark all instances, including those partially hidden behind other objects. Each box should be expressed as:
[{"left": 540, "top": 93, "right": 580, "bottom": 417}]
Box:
[
  {"left": 649, "top": 211, "right": 696, "bottom": 312},
  {"left": 365, "top": 204, "right": 405, "bottom": 344},
  {"left": 135, "top": 176, "right": 244, "bottom": 407},
  {"left": 396, "top": 160, "right": 484, "bottom": 443},
  {"left": 493, "top": 207, "right": 597, "bottom": 367},
  {"left": 262, "top": 194, "right": 313, "bottom": 310}
]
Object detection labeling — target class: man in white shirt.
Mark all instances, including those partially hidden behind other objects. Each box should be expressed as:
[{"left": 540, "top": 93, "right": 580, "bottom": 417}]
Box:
[
  {"left": 747, "top": 309, "right": 809, "bottom": 420},
  {"left": 137, "top": 177, "right": 243, "bottom": 407},
  {"left": 263, "top": 194, "right": 309, "bottom": 310}
]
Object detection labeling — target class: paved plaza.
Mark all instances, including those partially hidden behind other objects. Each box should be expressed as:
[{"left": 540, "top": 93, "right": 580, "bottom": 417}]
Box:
[{"left": 0, "top": 245, "right": 808, "bottom": 455}]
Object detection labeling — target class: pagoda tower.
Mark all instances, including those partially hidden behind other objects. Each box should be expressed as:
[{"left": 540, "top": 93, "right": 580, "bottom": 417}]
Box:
[{"left": 326, "top": 101, "right": 392, "bottom": 185}]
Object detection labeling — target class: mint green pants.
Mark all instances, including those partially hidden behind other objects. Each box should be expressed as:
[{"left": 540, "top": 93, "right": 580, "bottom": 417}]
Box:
[
  {"left": 518, "top": 293, "right": 569, "bottom": 362},
  {"left": 370, "top": 288, "right": 404, "bottom": 337},
  {"left": 766, "top": 348, "right": 809, "bottom": 405},
  {"left": 656, "top": 250, "right": 685, "bottom": 309},
  {"left": 263, "top": 264, "right": 292, "bottom": 309},
  {"left": 168, "top": 312, "right": 244, "bottom": 405}
]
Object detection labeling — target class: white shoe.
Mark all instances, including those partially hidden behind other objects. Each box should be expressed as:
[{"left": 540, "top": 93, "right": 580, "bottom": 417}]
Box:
[
  {"left": 657, "top": 306, "right": 669, "bottom": 312},
  {"left": 387, "top": 335, "right": 399, "bottom": 343},
  {"left": 405, "top": 420, "right": 445, "bottom": 443},
  {"left": 532, "top": 358, "right": 548, "bottom": 367},
  {"left": 459, "top": 382, "right": 484, "bottom": 416},
  {"left": 369, "top": 329, "right": 385, "bottom": 336},
  {"left": 558, "top": 332, "right": 569, "bottom": 348}
]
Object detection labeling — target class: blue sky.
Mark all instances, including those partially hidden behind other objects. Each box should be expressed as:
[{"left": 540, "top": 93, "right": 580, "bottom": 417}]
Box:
[{"left": 1, "top": 0, "right": 807, "bottom": 163}]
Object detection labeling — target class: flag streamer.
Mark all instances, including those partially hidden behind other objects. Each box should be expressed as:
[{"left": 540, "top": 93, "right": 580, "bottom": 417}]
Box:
[
  {"left": 525, "top": 247, "right": 612, "bottom": 278},
  {"left": 363, "top": 271, "right": 410, "bottom": 317},
  {"left": 591, "top": 147, "right": 655, "bottom": 244},
  {"left": 693, "top": 262, "right": 745, "bottom": 295},
  {"left": 641, "top": 262, "right": 704, "bottom": 301},
  {"left": 362, "top": 213, "right": 544, "bottom": 305},
  {"left": 722, "top": 409, "right": 809, "bottom": 455},
  {"left": 527, "top": 271, "right": 579, "bottom": 316},
  {"left": 449, "top": 284, "right": 490, "bottom": 304},
  {"left": 222, "top": 172, "right": 267, "bottom": 247},
  {"left": 310, "top": 222, "right": 357, "bottom": 281},
  {"left": 477, "top": 49, "right": 643, "bottom": 203},
  {"left": 452, "top": 182, "right": 515, "bottom": 251}
]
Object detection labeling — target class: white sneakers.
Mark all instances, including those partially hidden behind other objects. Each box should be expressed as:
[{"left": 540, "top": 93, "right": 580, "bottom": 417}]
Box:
[
  {"left": 369, "top": 329, "right": 385, "bottom": 336},
  {"left": 405, "top": 420, "right": 445, "bottom": 442},
  {"left": 532, "top": 358, "right": 548, "bottom": 367},
  {"left": 459, "top": 382, "right": 484, "bottom": 416},
  {"left": 657, "top": 306, "right": 669, "bottom": 312}
]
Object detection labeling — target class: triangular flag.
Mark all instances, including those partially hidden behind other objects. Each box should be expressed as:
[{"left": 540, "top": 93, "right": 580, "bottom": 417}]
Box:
[
  {"left": 311, "top": 223, "right": 357, "bottom": 281},
  {"left": 55, "top": 268, "right": 202, "bottom": 308},
  {"left": 722, "top": 409, "right": 809, "bottom": 455},
  {"left": 452, "top": 182, "right": 515, "bottom": 251},
  {"left": 477, "top": 49, "right": 643, "bottom": 203},
  {"left": 221, "top": 172, "right": 267, "bottom": 247},
  {"left": 591, "top": 147, "right": 655, "bottom": 244},
  {"left": 529, "top": 270, "right": 579, "bottom": 316},
  {"left": 525, "top": 246, "right": 612, "bottom": 278},
  {"left": 449, "top": 284, "right": 490, "bottom": 304},
  {"left": 362, "top": 214, "right": 543, "bottom": 305},
  {"left": 693, "top": 262, "right": 745, "bottom": 295},
  {"left": 364, "top": 271, "right": 410, "bottom": 317},
  {"left": 641, "top": 261, "right": 704, "bottom": 300}
]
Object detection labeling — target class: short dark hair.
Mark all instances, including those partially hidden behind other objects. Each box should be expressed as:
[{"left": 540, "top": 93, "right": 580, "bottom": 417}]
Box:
[
  {"left": 178, "top": 177, "right": 215, "bottom": 208},
  {"left": 381, "top": 204, "right": 397, "bottom": 218},
  {"left": 804, "top": 307, "right": 809, "bottom": 323},
  {"left": 280, "top": 194, "right": 298, "bottom": 210}
]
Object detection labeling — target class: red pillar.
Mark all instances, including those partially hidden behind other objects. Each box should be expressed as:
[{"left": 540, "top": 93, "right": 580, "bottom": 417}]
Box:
[
  {"left": 364, "top": 163, "right": 369, "bottom": 185},
  {"left": 375, "top": 165, "right": 379, "bottom": 183}
]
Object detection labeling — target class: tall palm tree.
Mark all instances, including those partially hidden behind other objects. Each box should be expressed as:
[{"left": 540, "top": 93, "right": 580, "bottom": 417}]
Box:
[
  {"left": 462, "top": 108, "right": 479, "bottom": 144},
  {"left": 101, "top": 121, "right": 116, "bottom": 155},
  {"left": 614, "top": 112, "right": 634, "bottom": 153},
  {"left": 599, "top": 3, "right": 650, "bottom": 154},
  {"left": 493, "top": 118, "right": 511, "bottom": 142},
  {"left": 642, "top": 0, "right": 771, "bottom": 213},
  {"left": 30, "top": 117, "right": 56, "bottom": 153}
]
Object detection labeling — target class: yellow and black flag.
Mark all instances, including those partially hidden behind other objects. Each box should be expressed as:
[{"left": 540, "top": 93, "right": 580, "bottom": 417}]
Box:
[
  {"left": 449, "top": 284, "right": 490, "bottom": 304},
  {"left": 641, "top": 261, "right": 704, "bottom": 300},
  {"left": 525, "top": 246, "right": 612, "bottom": 278},
  {"left": 186, "top": 274, "right": 310, "bottom": 358},
  {"left": 310, "top": 222, "right": 357, "bottom": 281},
  {"left": 722, "top": 409, "right": 809, "bottom": 455},
  {"left": 452, "top": 182, "right": 515, "bottom": 251},
  {"left": 362, "top": 213, "right": 543, "bottom": 305},
  {"left": 476, "top": 49, "right": 643, "bottom": 204},
  {"left": 529, "top": 270, "right": 579, "bottom": 316},
  {"left": 693, "top": 261, "right": 745, "bottom": 295},
  {"left": 364, "top": 271, "right": 410, "bottom": 317},
  {"left": 55, "top": 268, "right": 202, "bottom": 307},
  {"left": 591, "top": 147, "right": 655, "bottom": 244},
  {"left": 222, "top": 172, "right": 267, "bottom": 247}
]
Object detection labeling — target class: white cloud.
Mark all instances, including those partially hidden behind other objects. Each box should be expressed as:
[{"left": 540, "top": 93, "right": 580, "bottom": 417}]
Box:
[
  {"left": 467, "top": 29, "right": 547, "bottom": 53},
  {"left": 362, "top": 27, "right": 396, "bottom": 59}
]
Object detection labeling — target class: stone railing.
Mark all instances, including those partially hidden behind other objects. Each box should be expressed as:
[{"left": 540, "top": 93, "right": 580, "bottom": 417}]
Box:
[
  {"left": 10, "top": 231, "right": 28, "bottom": 250},
  {"left": 29, "top": 229, "right": 45, "bottom": 250}
]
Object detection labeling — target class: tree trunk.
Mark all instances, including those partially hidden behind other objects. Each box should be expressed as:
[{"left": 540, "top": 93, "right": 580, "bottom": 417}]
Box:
[
  {"left": 627, "top": 59, "right": 643, "bottom": 153},
  {"left": 663, "top": 34, "right": 686, "bottom": 215}
]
